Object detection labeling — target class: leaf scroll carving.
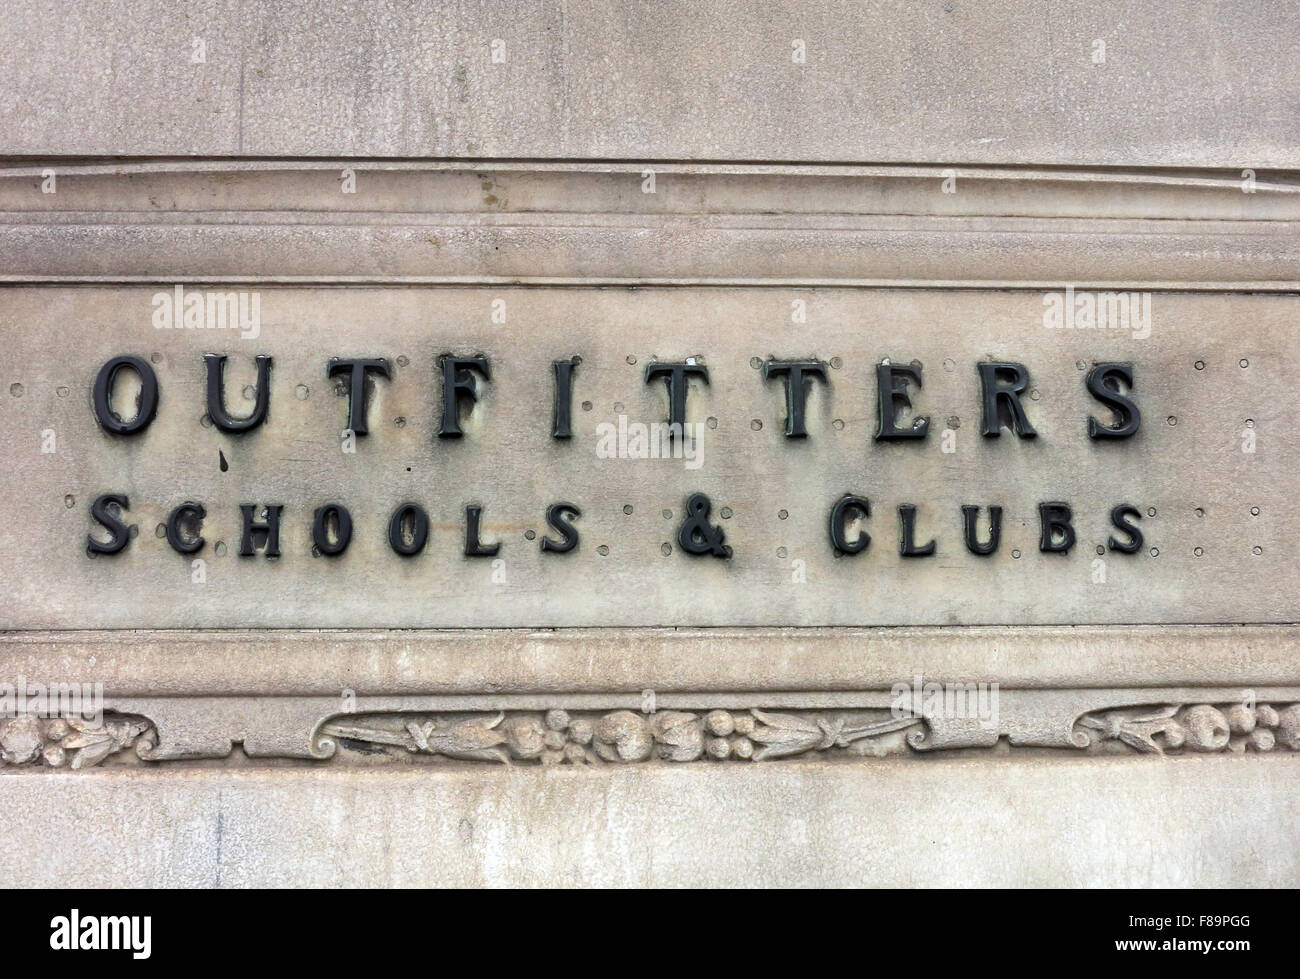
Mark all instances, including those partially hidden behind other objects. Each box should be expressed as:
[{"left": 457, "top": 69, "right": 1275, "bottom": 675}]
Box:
[
  {"left": 1075, "top": 702, "right": 1299, "bottom": 755},
  {"left": 322, "top": 708, "right": 924, "bottom": 765}
]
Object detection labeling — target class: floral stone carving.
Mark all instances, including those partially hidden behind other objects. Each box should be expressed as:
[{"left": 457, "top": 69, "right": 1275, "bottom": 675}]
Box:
[
  {"left": 322, "top": 708, "right": 925, "bottom": 765},
  {"left": 0, "top": 714, "right": 156, "bottom": 769},
  {"left": 4, "top": 701, "right": 1296, "bottom": 770},
  {"left": 1075, "top": 702, "right": 1300, "bottom": 755}
]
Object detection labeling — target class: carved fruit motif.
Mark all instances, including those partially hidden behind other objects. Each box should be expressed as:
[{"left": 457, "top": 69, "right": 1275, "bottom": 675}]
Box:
[
  {"left": 1077, "top": 702, "right": 1299, "bottom": 755},
  {"left": 1224, "top": 704, "right": 1256, "bottom": 735},
  {"left": 0, "top": 714, "right": 153, "bottom": 768},
  {"left": 652, "top": 712, "right": 705, "bottom": 762},
  {"left": 593, "top": 711, "right": 654, "bottom": 762},
  {"left": 1180, "top": 705, "right": 1230, "bottom": 752},
  {"left": 1277, "top": 705, "right": 1300, "bottom": 750},
  {"left": 0, "top": 715, "right": 43, "bottom": 764}
]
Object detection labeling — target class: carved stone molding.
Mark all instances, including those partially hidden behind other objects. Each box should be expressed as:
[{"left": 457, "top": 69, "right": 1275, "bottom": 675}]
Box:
[
  {"left": 6, "top": 698, "right": 1296, "bottom": 769},
  {"left": 319, "top": 701, "right": 1300, "bottom": 764},
  {"left": 0, "top": 162, "right": 1295, "bottom": 289},
  {"left": 6, "top": 627, "right": 1299, "bottom": 694},
  {"left": 323, "top": 708, "right": 925, "bottom": 765}
]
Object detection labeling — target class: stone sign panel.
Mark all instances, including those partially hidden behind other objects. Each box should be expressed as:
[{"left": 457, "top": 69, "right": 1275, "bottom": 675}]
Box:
[
  {"left": 0, "top": 161, "right": 1295, "bottom": 782},
  {"left": 2, "top": 286, "right": 1296, "bottom": 629}
]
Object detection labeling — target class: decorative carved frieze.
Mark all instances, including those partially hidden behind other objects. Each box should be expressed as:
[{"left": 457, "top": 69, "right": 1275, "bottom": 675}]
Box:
[
  {"left": 1076, "top": 703, "right": 1300, "bottom": 755},
  {"left": 323, "top": 709, "right": 925, "bottom": 764},
  {"left": 3, "top": 700, "right": 1297, "bottom": 769},
  {"left": 314, "top": 702, "right": 1300, "bottom": 766},
  {"left": 0, "top": 713, "right": 155, "bottom": 769}
]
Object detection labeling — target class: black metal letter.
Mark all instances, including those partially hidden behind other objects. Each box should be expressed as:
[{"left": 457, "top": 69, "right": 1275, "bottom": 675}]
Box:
[
  {"left": 978, "top": 362, "right": 1037, "bottom": 438},
  {"left": 327, "top": 359, "right": 391, "bottom": 435},
  {"left": 166, "top": 502, "right": 206, "bottom": 554},
  {"left": 762, "top": 360, "right": 828, "bottom": 438},
  {"left": 829, "top": 495, "right": 871, "bottom": 554},
  {"left": 464, "top": 505, "right": 500, "bottom": 556},
  {"left": 541, "top": 502, "right": 581, "bottom": 553},
  {"left": 552, "top": 358, "right": 579, "bottom": 439},
  {"left": 960, "top": 504, "right": 1002, "bottom": 556},
  {"left": 1108, "top": 504, "right": 1144, "bottom": 554},
  {"left": 312, "top": 504, "right": 353, "bottom": 556},
  {"left": 644, "top": 362, "right": 710, "bottom": 429},
  {"left": 92, "top": 356, "right": 158, "bottom": 436},
  {"left": 875, "top": 363, "right": 930, "bottom": 440},
  {"left": 87, "top": 493, "right": 131, "bottom": 555},
  {"left": 1087, "top": 363, "right": 1141, "bottom": 439},
  {"left": 898, "top": 504, "right": 936, "bottom": 557},
  {"left": 1038, "top": 502, "right": 1075, "bottom": 553},
  {"left": 388, "top": 503, "right": 429, "bottom": 556},
  {"left": 677, "top": 493, "right": 731, "bottom": 558},
  {"left": 205, "top": 354, "right": 272, "bottom": 433},
  {"left": 239, "top": 504, "right": 282, "bottom": 557},
  {"left": 438, "top": 356, "right": 491, "bottom": 438}
]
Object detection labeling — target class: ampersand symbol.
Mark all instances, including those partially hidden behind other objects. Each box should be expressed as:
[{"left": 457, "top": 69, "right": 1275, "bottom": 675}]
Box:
[{"left": 677, "top": 492, "right": 731, "bottom": 558}]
